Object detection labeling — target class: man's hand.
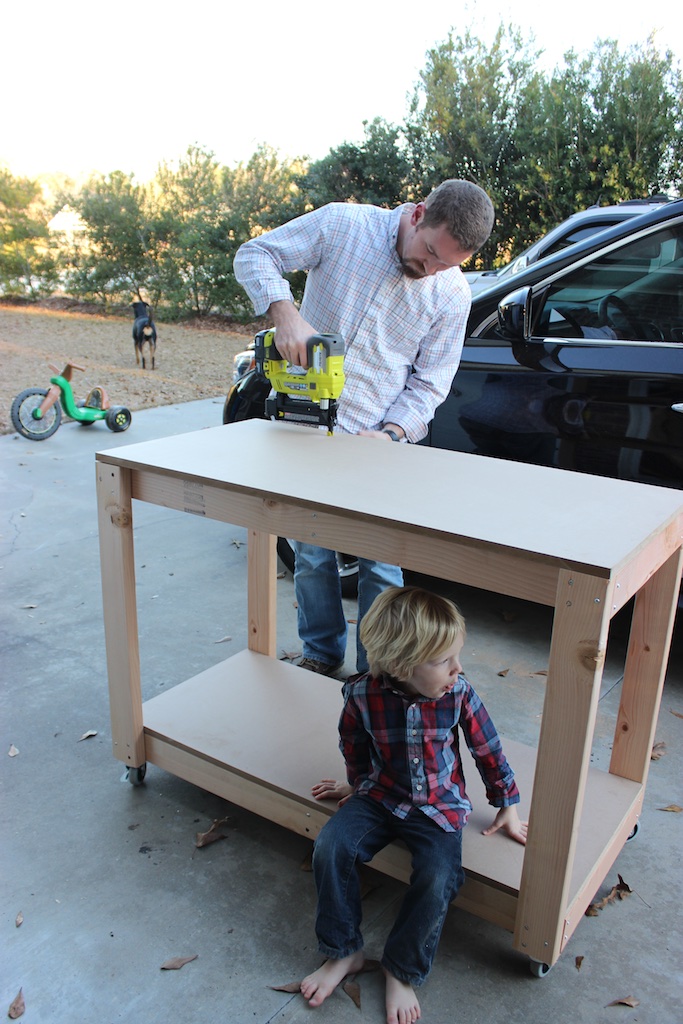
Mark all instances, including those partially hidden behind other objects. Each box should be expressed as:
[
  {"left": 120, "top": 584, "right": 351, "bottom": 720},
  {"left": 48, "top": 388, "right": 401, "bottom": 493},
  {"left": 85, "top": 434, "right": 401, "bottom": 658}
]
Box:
[
  {"left": 359, "top": 422, "right": 405, "bottom": 441},
  {"left": 482, "top": 805, "right": 528, "bottom": 846},
  {"left": 268, "top": 300, "right": 317, "bottom": 368}
]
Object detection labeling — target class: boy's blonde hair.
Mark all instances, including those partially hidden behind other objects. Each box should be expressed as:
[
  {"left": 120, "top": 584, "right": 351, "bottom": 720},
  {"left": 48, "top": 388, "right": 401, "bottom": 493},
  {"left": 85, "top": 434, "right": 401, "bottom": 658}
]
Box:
[{"left": 360, "top": 586, "right": 466, "bottom": 681}]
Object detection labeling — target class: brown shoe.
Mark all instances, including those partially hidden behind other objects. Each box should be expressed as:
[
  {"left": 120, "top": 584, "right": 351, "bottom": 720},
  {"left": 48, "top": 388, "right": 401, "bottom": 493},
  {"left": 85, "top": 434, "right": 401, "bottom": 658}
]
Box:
[{"left": 297, "top": 656, "right": 344, "bottom": 677}]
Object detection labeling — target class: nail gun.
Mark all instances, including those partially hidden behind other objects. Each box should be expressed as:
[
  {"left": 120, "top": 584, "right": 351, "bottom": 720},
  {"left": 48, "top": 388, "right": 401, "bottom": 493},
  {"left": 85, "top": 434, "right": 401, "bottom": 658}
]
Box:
[{"left": 254, "top": 329, "right": 345, "bottom": 434}]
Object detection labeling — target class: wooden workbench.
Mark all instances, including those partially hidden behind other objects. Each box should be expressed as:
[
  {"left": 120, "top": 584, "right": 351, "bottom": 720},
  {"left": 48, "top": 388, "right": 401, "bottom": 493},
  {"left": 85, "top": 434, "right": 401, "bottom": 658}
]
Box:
[{"left": 96, "top": 419, "right": 683, "bottom": 972}]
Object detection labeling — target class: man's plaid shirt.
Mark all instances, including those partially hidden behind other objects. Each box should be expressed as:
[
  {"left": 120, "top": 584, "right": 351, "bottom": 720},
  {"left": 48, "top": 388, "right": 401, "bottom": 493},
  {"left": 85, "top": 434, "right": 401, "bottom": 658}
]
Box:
[
  {"left": 233, "top": 201, "right": 471, "bottom": 442},
  {"left": 339, "top": 671, "right": 520, "bottom": 832}
]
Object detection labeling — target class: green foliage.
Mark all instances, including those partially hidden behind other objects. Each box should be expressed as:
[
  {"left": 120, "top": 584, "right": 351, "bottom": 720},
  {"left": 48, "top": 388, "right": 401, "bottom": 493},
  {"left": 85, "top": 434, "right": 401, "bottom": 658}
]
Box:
[
  {"left": 408, "top": 28, "right": 682, "bottom": 267},
  {"left": 222, "top": 145, "right": 310, "bottom": 309},
  {"left": 61, "top": 170, "right": 159, "bottom": 304},
  {"left": 3, "top": 24, "right": 680, "bottom": 312},
  {"left": 0, "top": 169, "right": 59, "bottom": 296},
  {"left": 405, "top": 24, "right": 541, "bottom": 265},
  {"left": 304, "top": 118, "right": 410, "bottom": 208},
  {"left": 151, "top": 146, "right": 236, "bottom": 317}
]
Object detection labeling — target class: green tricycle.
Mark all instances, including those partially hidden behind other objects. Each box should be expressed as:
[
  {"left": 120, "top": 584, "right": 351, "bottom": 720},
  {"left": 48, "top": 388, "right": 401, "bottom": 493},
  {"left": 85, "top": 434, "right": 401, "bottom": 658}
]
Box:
[{"left": 11, "top": 360, "right": 132, "bottom": 441}]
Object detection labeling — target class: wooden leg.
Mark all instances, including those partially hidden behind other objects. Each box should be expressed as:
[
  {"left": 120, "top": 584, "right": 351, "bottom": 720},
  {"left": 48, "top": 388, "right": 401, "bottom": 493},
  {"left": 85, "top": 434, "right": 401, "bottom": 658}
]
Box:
[
  {"left": 96, "top": 462, "right": 145, "bottom": 767},
  {"left": 247, "top": 529, "right": 277, "bottom": 656},
  {"left": 610, "top": 546, "right": 683, "bottom": 784},
  {"left": 513, "top": 570, "right": 612, "bottom": 966}
]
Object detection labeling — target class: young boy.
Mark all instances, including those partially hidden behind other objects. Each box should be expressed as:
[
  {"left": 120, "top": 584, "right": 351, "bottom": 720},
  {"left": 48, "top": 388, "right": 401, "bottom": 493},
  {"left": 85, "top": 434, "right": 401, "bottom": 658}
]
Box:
[{"left": 302, "top": 586, "right": 527, "bottom": 1024}]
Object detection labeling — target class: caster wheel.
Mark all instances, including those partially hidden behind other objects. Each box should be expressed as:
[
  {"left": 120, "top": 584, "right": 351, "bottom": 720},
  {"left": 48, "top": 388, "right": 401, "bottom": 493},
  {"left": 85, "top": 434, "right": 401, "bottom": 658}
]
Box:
[
  {"left": 126, "top": 764, "right": 147, "bottom": 786},
  {"left": 529, "top": 959, "right": 552, "bottom": 978},
  {"left": 626, "top": 821, "right": 640, "bottom": 842}
]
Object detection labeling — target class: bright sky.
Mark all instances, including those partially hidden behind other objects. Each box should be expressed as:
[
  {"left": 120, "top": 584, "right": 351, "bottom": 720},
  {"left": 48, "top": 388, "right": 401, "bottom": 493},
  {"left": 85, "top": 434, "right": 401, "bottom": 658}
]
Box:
[{"left": 2, "top": 0, "right": 681, "bottom": 184}]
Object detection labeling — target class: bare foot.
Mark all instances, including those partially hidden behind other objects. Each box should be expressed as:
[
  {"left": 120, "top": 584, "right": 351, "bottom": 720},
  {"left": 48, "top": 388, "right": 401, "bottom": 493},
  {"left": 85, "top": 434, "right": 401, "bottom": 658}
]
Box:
[
  {"left": 384, "top": 968, "right": 421, "bottom": 1024},
  {"left": 301, "top": 951, "right": 365, "bottom": 1008}
]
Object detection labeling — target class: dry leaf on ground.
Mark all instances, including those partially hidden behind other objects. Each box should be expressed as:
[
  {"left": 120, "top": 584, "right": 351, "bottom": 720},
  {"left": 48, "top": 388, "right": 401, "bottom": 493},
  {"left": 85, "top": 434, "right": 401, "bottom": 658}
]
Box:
[
  {"left": 15, "top": 911, "right": 23, "bottom": 927},
  {"left": 606, "top": 995, "right": 639, "bottom": 1008},
  {"left": 270, "top": 960, "right": 381, "bottom": 1005},
  {"left": 343, "top": 979, "right": 361, "bottom": 1008},
  {"left": 8, "top": 988, "right": 25, "bottom": 1019},
  {"left": 497, "top": 668, "right": 510, "bottom": 677},
  {"left": 586, "top": 874, "right": 632, "bottom": 916},
  {"left": 651, "top": 741, "right": 667, "bottom": 760},
  {"left": 658, "top": 804, "right": 682, "bottom": 813},
  {"left": 78, "top": 730, "right": 98, "bottom": 741},
  {"left": 8, "top": 744, "right": 19, "bottom": 757},
  {"left": 195, "top": 817, "right": 231, "bottom": 848},
  {"left": 575, "top": 955, "right": 584, "bottom": 970},
  {"left": 160, "top": 954, "right": 198, "bottom": 970}
]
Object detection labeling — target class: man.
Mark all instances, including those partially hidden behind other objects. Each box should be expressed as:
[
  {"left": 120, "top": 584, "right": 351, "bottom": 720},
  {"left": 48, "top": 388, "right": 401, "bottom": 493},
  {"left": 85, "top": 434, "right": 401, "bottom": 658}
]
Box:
[{"left": 233, "top": 179, "right": 494, "bottom": 677}]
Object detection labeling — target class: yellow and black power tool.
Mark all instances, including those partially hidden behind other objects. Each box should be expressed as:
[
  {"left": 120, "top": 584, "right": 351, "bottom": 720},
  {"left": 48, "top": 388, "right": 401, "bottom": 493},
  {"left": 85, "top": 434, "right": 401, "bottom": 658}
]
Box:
[{"left": 254, "top": 329, "right": 345, "bottom": 435}]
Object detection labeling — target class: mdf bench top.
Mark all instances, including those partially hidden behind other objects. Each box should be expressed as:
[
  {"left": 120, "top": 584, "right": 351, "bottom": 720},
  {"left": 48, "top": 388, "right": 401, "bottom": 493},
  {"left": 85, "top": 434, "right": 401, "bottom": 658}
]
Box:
[{"left": 97, "top": 419, "right": 683, "bottom": 577}]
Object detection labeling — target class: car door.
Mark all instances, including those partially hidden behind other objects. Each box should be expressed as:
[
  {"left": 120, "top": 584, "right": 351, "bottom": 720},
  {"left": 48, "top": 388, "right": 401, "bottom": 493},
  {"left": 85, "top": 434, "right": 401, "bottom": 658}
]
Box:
[{"left": 429, "top": 220, "right": 683, "bottom": 489}]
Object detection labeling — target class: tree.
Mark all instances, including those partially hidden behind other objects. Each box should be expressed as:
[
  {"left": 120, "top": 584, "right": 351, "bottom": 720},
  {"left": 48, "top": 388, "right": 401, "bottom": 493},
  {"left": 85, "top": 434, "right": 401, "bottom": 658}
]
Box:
[
  {"left": 224, "top": 144, "right": 309, "bottom": 237},
  {"left": 62, "top": 170, "right": 158, "bottom": 303},
  {"left": 220, "top": 144, "right": 310, "bottom": 313},
  {"left": 405, "top": 24, "right": 540, "bottom": 266},
  {"left": 152, "top": 146, "right": 236, "bottom": 317},
  {"left": 589, "top": 38, "right": 683, "bottom": 199},
  {"left": 303, "top": 118, "right": 410, "bottom": 208},
  {"left": 405, "top": 24, "right": 682, "bottom": 268},
  {"left": 0, "top": 169, "right": 59, "bottom": 296}
]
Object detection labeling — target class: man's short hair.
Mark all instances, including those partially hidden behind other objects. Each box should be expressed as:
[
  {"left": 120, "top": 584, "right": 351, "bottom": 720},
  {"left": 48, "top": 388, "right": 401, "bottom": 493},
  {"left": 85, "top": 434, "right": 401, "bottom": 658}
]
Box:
[
  {"left": 360, "top": 586, "right": 466, "bottom": 681},
  {"left": 422, "top": 179, "right": 495, "bottom": 253}
]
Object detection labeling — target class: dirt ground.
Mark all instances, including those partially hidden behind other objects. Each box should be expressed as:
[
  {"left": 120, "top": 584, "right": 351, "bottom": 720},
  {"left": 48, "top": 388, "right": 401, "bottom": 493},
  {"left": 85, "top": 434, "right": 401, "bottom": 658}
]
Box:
[{"left": 0, "top": 303, "right": 256, "bottom": 435}]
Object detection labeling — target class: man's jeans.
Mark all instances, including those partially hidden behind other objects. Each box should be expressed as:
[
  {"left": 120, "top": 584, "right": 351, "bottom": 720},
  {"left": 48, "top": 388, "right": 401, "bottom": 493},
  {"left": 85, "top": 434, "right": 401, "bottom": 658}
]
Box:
[
  {"left": 312, "top": 795, "right": 464, "bottom": 986},
  {"left": 292, "top": 541, "right": 403, "bottom": 672},
  {"left": 290, "top": 540, "right": 403, "bottom": 675}
]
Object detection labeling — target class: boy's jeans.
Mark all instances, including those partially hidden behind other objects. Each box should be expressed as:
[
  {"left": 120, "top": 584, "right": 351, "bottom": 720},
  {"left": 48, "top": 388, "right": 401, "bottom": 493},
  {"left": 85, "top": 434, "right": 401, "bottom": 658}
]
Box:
[
  {"left": 292, "top": 541, "right": 403, "bottom": 671},
  {"left": 312, "top": 795, "right": 464, "bottom": 986}
]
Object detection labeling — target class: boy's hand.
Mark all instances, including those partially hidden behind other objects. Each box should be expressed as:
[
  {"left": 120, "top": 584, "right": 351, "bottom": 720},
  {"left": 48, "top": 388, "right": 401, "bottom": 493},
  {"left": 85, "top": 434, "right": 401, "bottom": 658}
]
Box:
[
  {"left": 482, "top": 806, "right": 528, "bottom": 846},
  {"left": 311, "top": 779, "right": 353, "bottom": 807}
]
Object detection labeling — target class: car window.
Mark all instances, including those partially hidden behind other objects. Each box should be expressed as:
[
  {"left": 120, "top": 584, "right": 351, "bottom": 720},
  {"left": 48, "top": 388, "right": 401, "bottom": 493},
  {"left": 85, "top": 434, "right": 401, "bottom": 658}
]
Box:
[
  {"left": 541, "top": 220, "right": 623, "bottom": 258},
  {"left": 534, "top": 225, "right": 683, "bottom": 343},
  {"left": 503, "top": 216, "right": 628, "bottom": 279}
]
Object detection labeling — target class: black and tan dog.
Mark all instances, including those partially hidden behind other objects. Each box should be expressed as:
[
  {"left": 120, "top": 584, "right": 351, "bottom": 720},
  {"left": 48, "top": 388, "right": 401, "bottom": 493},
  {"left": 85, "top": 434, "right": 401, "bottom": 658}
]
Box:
[{"left": 132, "top": 301, "right": 157, "bottom": 370}]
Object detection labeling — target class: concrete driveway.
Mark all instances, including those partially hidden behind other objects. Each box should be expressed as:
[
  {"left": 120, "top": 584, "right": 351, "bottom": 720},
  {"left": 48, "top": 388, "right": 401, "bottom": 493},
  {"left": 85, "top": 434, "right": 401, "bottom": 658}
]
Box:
[{"left": 2, "top": 399, "right": 681, "bottom": 1023}]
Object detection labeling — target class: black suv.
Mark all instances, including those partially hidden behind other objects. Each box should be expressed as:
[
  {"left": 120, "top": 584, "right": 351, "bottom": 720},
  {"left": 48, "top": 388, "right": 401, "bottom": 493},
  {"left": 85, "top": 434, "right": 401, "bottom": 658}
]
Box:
[
  {"left": 224, "top": 200, "right": 683, "bottom": 587},
  {"left": 464, "top": 197, "right": 672, "bottom": 295}
]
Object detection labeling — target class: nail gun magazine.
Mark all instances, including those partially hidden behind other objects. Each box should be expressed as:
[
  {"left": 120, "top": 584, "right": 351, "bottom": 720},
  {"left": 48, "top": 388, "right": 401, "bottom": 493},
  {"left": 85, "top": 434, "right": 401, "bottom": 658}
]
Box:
[{"left": 254, "top": 329, "right": 345, "bottom": 435}]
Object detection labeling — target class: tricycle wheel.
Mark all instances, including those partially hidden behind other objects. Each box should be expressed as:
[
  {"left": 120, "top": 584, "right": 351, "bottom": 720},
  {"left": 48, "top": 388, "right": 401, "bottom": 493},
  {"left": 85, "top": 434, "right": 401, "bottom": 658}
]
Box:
[
  {"left": 106, "top": 406, "right": 132, "bottom": 432},
  {"left": 11, "top": 388, "right": 62, "bottom": 440},
  {"left": 126, "top": 764, "right": 147, "bottom": 786}
]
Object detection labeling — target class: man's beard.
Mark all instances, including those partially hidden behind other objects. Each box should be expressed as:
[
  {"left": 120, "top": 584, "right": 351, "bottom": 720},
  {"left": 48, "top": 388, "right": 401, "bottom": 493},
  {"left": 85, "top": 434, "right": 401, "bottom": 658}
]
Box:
[{"left": 399, "top": 259, "right": 426, "bottom": 280}]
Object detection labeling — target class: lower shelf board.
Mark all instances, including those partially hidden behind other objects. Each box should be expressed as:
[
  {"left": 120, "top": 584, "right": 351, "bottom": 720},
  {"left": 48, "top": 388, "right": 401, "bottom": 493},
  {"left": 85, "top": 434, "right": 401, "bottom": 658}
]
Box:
[{"left": 139, "top": 649, "right": 642, "bottom": 932}]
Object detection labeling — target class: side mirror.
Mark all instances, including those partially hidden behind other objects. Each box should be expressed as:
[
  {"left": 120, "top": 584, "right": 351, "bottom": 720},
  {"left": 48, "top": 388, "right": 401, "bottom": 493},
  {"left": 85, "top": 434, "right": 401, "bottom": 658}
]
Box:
[{"left": 498, "top": 286, "right": 532, "bottom": 339}]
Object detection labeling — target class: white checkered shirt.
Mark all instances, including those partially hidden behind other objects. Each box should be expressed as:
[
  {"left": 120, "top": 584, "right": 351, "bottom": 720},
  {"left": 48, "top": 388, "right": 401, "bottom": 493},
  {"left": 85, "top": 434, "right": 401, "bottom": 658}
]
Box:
[{"left": 233, "top": 202, "right": 471, "bottom": 442}]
